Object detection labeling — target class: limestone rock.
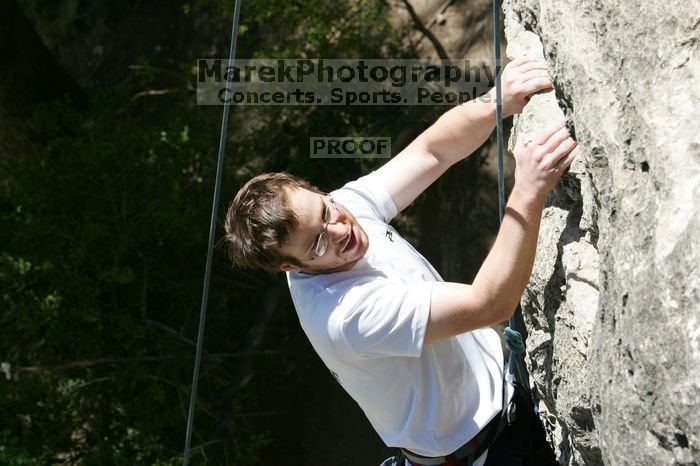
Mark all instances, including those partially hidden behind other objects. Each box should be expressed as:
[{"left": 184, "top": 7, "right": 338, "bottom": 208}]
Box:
[{"left": 503, "top": 0, "right": 700, "bottom": 464}]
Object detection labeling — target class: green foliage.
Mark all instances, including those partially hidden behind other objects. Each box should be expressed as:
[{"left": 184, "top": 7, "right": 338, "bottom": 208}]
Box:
[
  {"left": 239, "top": 0, "right": 407, "bottom": 58},
  {"left": 0, "top": 80, "right": 274, "bottom": 462},
  {"left": 0, "top": 94, "right": 201, "bottom": 463}
]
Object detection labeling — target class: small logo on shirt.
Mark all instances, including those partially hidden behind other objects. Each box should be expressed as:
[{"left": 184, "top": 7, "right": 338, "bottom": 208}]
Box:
[{"left": 385, "top": 230, "right": 394, "bottom": 242}]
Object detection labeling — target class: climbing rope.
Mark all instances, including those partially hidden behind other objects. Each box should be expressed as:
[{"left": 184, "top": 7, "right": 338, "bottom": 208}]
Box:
[
  {"left": 491, "top": 0, "right": 531, "bottom": 394},
  {"left": 182, "top": 1, "right": 243, "bottom": 465}
]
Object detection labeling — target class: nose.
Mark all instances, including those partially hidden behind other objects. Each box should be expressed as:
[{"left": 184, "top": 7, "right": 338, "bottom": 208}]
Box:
[{"left": 326, "top": 221, "right": 347, "bottom": 244}]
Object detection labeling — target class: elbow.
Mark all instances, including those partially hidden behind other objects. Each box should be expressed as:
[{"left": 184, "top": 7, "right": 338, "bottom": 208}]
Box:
[
  {"left": 496, "top": 301, "right": 518, "bottom": 322},
  {"left": 474, "top": 291, "right": 519, "bottom": 324}
]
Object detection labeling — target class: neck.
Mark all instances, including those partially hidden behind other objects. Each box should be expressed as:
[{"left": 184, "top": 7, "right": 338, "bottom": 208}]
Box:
[{"left": 298, "top": 257, "right": 361, "bottom": 275}]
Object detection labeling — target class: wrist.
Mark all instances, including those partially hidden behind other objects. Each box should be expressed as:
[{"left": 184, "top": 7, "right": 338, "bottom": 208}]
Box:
[
  {"left": 510, "top": 183, "right": 545, "bottom": 208},
  {"left": 483, "top": 88, "right": 498, "bottom": 116},
  {"left": 462, "top": 92, "right": 496, "bottom": 120},
  {"left": 484, "top": 87, "right": 512, "bottom": 118}
]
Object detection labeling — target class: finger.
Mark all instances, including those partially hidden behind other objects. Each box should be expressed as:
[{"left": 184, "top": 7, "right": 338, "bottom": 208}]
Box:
[
  {"left": 506, "top": 56, "right": 532, "bottom": 68},
  {"left": 520, "top": 77, "right": 553, "bottom": 96},
  {"left": 507, "top": 56, "right": 541, "bottom": 69},
  {"left": 518, "top": 69, "right": 550, "bottom": 81},
  {"left": 540, "top": 126, "right": 572, "bottom": 153},
  {"left": 553, "top": 144, "right": 581, "bottom": 172},
  {"left": 545, "top": 138, "right": 578, "bottom": 169},
  {"left": 512, "top": 60, "right": 549, "bottom": 74},
  {"left": 532, "top": 120, "right": 566, "bottom": 146}
]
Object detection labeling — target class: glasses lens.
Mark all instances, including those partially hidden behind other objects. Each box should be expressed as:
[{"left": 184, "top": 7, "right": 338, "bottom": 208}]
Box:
[{"left": 315, "top": 232, "right": 328, "bottom": 257}]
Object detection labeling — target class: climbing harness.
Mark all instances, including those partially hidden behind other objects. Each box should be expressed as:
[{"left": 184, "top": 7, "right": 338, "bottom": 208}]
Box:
[
  {"left": 491, "top": 0, "right": 531, "bottom": 394},
  {"left": 181, "top": 1, "right": 243, "bottom": 465}
]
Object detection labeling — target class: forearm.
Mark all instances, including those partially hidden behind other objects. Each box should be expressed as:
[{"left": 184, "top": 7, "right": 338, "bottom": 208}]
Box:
[
  {"left": 417, "top": 97, "right": 496, "bottom": 166},
  {"left": 417, "top": 56, "right": 552, "bottom": 168},
  {"left": 423, "top": 121, "right": 577, "bottom": 345},
  {"left": 471, "top": 185, "right": 544, "bottom": 320}
]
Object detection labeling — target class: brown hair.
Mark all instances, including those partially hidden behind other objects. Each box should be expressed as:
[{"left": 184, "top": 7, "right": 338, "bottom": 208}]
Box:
[{"left": 224, "top": 172, "right": 324, "bottom": 271}]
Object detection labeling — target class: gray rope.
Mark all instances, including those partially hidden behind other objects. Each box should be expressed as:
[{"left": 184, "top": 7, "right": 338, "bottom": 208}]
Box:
[
  {"left": 504, "top": 326, "right": 529, "bottom": 387},
  {"left": 182, "top": 1, "right": 242, "bottom": 464},
  {"left": 491, "top": 0, "right": 530, "bottom": 393},
  {"left": 492, "top": 0, "right": 505, "bottom": 223}
]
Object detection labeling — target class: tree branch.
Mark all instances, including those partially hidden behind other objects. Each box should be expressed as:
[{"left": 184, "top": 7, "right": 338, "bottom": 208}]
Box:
[
  {"left": 400, "top": 0, "right": 450, "bottom": 59},
  {"left": 13, "top": 351, "right": 279, "bottom": 375},
  {"left": 142, "top": 317, "right": 198, "bottom": 348},
  {"left": 131, "top": 89, "right": 173, "bottom": 100}
]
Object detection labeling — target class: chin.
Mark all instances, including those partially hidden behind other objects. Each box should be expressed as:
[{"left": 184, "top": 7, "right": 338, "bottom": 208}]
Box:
[{"left": 308, "top": 228, "right": 369, "bottom": 274}]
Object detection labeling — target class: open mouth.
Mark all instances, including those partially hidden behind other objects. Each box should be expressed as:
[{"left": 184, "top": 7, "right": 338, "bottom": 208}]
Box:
[{"left": 342, "top": 226, "right": 356, "bottom": 253}]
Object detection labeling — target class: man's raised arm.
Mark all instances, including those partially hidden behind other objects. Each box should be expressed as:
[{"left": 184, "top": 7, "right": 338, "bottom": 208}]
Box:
[
  {"left": 424, "top": 122, "right": 580, "bottom": 344},
  {"left": 374, "top": 56, "right": 552, "bottom": 213}
]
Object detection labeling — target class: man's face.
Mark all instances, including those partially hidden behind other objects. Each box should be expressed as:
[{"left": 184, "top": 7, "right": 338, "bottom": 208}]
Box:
[{"left": 279, "top": 187, "right": 369, "bottom": 274}]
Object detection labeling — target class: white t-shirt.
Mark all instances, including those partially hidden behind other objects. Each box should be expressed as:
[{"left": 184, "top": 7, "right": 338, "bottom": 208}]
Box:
[{"left": 287, "top": 172, "right": 512, "bottom": 464}]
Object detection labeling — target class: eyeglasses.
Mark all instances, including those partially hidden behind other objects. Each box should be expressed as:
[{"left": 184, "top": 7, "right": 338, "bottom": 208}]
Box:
[{"left": 313, "top": 195, "right": 338, "bottom": 258}]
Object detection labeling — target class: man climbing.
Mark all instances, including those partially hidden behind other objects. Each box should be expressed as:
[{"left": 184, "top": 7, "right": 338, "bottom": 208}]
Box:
[{"left": 224, "top": 56, "right": 576, "bottom": 465}]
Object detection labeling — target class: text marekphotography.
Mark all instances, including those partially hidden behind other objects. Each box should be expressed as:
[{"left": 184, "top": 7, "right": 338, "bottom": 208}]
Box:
[{"left": 197, "top": 59, "right": 499, "bottom": 105}]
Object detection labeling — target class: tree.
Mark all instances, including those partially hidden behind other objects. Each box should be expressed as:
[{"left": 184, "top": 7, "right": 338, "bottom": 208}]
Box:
[{"left": 0, "top": 0, "right": 84, "bottom": 159}]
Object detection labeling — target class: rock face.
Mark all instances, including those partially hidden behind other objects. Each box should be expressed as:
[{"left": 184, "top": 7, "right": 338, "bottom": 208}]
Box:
[{"left": 503, "top": 0, "right": 700, "bottom": 464}]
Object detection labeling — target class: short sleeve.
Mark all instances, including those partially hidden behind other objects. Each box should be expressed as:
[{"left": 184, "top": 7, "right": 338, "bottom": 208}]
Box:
[{"left": 328, "top": 280, "right": 433, "bottom": 359}]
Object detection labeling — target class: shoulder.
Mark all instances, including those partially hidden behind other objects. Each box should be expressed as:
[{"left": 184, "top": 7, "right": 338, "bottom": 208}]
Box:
[
  {"left": 287, "top": 269, "right": 383, "bottom": 316},
  {"left": 290, "top": 271, "right": 433, "bottom": 358}
]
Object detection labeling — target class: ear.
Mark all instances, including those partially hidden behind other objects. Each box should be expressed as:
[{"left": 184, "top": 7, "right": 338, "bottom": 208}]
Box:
[{"left": 279, "top": 263, "right": 300, "bottom": 273}]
